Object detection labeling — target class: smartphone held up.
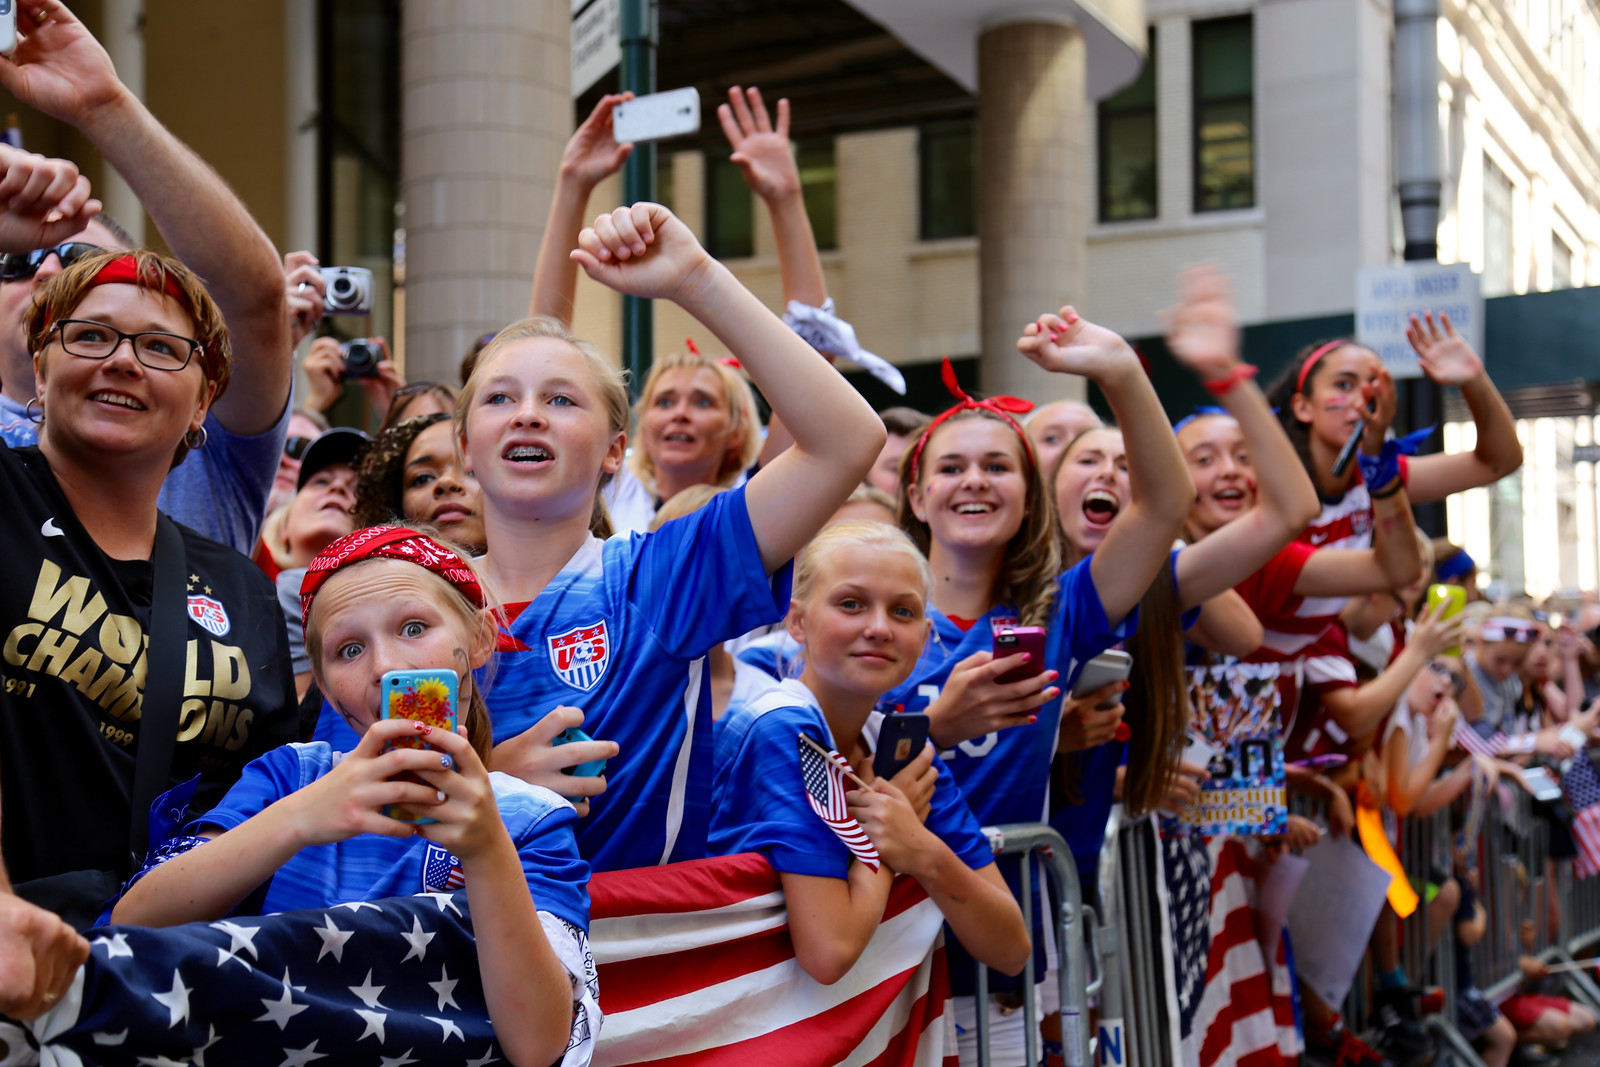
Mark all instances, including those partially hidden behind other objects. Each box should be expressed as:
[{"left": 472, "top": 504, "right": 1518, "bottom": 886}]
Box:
[{"left": 380, "top": 668, "right": 459, "bottom": 825}]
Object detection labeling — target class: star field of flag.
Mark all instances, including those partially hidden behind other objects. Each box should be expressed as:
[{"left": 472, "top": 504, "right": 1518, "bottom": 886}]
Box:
[
  {"left": 0, "top": 894, "right": 558, "bottom": 1066},
  {"left": 797, "top": 733, "right": 880, "bottom": 872},
  {"left": 1564, "top": 755, "right": 1600, "bottom": 879},
  {"left": 1163, "top": 833, "right": 1214, "bottom": 1035}
]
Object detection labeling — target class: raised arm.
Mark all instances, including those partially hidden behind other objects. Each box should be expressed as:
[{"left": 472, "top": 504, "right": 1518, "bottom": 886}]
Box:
[
  {"left": 0, "top": 0, "right": 289, "bottom": 435},
  {"left": 719, "top": 87, "right": 826, "bottom": 308},
  {"left": 573, "top": 203, "right": 885, "bottom": 570},
  {"left": 1166, "top": 267, "right": 1319, "bottom": 606},
  {"left": 1291, "top": 491, "right": 1423, "bottom": 597},
  {"left": 1402, "top": 312, "right": 1522, "bottom": 502},
  {"left": 530, "top": 93, "right": 633, "bottom": 326},
  {"left": 1320, "top": 604, "right": 1461, "bottom": 739},
  {"left": 1020, "top": 309, "right": 1194, "bottom": 624}
]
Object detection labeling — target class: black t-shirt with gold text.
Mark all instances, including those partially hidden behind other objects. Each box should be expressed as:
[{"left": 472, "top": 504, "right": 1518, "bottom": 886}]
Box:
[{"left": 0, "top": 446, "right": 297, "bottom": 883}]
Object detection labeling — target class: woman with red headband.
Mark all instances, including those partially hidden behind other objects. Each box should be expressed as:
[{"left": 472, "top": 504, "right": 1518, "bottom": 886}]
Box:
[
  {"left": 884, "top": 306, "right": 1194, "bottom": 1058},
  {"left": 1264, "top": 315, "right": 1520, "bottom": 557},
  {"left": 0, "top": 249, "right": 298, "bottom": 928}
]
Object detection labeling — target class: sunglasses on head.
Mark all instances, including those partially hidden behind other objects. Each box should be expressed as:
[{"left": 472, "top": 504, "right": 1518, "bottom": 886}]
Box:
[
  {"left": 284, "top": 436, "right": 314, "bottom": 461},
  {"left": 0, "top": 242, "right": 105, "bottom": 281}
]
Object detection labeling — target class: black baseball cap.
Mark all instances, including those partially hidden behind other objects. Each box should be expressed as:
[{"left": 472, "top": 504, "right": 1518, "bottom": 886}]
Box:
[{"left": 296, "top": 427, "right": 369, "bottom": 492}]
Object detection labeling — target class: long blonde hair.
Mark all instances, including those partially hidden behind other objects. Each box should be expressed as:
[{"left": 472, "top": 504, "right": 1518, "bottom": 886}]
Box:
[
  {"left": 455, "top": 317, "right": 630, "bottom": 539},
  {"left": 629, "top": 350, "right": 762, "bottom": 490},
  {"left": 896, "top": 410, "right": 1060, "bottom": 627}
]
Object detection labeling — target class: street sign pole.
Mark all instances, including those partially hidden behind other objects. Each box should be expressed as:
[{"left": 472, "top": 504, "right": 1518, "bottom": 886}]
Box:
[{"left": 619, "top": 0, "right": 656, "bottom": 399}]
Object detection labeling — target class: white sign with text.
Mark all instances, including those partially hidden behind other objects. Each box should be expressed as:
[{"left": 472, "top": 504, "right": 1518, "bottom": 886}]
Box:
[
  {"left": 571, "top": 0, "right": 620, "bottom": 97},
  {"left": 1355, "top": 262, "right": 1483, "bottom": 379}
]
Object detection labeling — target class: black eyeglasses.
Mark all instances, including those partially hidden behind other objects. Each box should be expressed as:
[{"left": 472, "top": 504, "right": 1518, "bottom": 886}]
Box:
[
  {"left": 0, "top": 242, "right": 105, "bottom": 281},
  {"left": 284, "top": 435, "right": 314, "bottom": 461},
  {"left": 51, "top": 319, "right": 201, "bottom": 372},
  {"left": 1427, "top": 659, "right": 1467, "bottom": 695}
]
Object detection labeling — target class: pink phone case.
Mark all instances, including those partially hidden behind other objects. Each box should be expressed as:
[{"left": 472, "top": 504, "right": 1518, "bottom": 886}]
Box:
[{"left": 993, "top": 626, "right": 1047, "bottom": 685}]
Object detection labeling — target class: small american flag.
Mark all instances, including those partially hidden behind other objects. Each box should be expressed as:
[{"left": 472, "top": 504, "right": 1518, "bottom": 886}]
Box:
[
  {"left": 1455, "top": 720, "right": 1511, "bottom": 758},
  {"left": 423, "top": 843, "right": 467, "bottom": 891},
  {"left": 1564, "top": 756, "right": 1600, "bottom": 879},
  {"left": 797, "top": 733, "right": 880, "bottom": 872}
]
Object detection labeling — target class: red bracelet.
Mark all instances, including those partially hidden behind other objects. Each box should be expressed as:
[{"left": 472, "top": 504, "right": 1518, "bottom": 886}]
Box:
[{"left": 1201, "top": 363, "right": 1259, "bottom": 396}]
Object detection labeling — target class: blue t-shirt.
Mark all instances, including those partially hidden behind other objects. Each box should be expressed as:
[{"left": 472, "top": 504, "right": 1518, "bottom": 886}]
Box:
[
  {"left": 192, "top": 742, "right": 591, "bottom": 932},
  {"left": 882, "top": 557, "right": 1129, "bottom": 841},
  {"left": 485, "top": 485, "right": 789, "bottom": 872},
  {"left": 0, "top": 393, "right": 288, "bottom": 554},
  {"left": 709, "top": 678, "right": 993, "bottom": 877}
]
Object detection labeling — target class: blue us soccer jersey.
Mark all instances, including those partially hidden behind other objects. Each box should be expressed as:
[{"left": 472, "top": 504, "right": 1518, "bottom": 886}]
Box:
[
  {"left": 882, "top": 557, "right": 1130, "bottom": 837},
  {"left": 487, "top": 485, "right": 789, "bottom": 872},
  {"left": 709, "top": 679, "right": 993, "bottom": 877},
  {"left": 192, "top": 742, "right": 591, "bottom": 931}
]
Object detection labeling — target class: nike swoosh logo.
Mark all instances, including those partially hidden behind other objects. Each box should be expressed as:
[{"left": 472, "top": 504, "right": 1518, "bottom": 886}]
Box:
[
  {"left": 1308, "top": 531, "right": 1329, "bottom": 545},
  {"left": 41, "top": 517, "right": 63, "bottom": 537}
]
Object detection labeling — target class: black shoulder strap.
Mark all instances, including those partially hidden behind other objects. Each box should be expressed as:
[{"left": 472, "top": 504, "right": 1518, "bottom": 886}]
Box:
[{"left": 128, "top": 514, "right": 187, "bottom": 865}]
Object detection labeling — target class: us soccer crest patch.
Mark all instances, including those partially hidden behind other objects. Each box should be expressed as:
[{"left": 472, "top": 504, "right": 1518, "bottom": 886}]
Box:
[
  {"left": 548, "top": 620, "right": 610, "bottom": 691},
  {"left": 186, "top": 594, "right": 231, "bottom": 637}
]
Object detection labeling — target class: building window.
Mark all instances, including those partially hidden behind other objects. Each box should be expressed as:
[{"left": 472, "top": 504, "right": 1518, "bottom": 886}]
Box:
[
  {"left": 1553, "top": 235, "right": 1573, "bottom": 289},
  {"left": 797, "top": 136, "right": 837, "bottom": 251},
  {"left": 1099, "top": 30, "right": 1158, "bottom": 222},
  {"left": 705, "top": 154, "right": 753, "bottom": 259},
  {"left": 318, "top": 0, "right": 400, "bottom": 346},
  {"left": 920, "top": 119, "right": 976, "bottom": 240},
  {"left": 1192, "top": 16, "right": 1254, "bottom": 212},
  {"left": 1483, "top": 160, "right": 1514, "bottom": 297}
]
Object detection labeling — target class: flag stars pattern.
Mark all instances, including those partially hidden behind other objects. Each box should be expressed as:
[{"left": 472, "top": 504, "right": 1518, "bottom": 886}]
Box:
[
  {"left": 93, "top": 932, "right": 134, "bottom": 959},
  {"left": 312, "top": 914, "right": 353, "bottom": 963},
  {"left": 151, "top": 969, "right": 191, "bottom": 1028},
  {"left": 354, "top": 1008, "right": 388, "bottom": 1043},
  {"left": 400, "top": 914, "right": 435, "bottom": 963},
  {"left": 428, "top": 963, "right": 460, "bottom": 1011},
  {"left": 256, "top": 970, "right": 310, "bottom": 1030},
  {"left": 348, "top": 968, "right": 387, "bottom": 1010}
]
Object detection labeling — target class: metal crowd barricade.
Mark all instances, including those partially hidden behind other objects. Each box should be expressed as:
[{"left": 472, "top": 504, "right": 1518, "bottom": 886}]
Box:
[{"left": 969, "top": 823, "right": 1095, "bottom": 1067}]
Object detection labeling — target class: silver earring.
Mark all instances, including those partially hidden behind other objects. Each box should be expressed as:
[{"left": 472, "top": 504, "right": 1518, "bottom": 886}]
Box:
[
  {"left": 23, "top": 397, "right": 41, "bottom": 424},
  {"left": 183, "top": 425, "right": 208, "bottom": 449}
]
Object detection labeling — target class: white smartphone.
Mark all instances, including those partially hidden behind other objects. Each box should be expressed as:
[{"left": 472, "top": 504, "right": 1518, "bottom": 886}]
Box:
[
  {"left": 1519, "top": 765, "right": 1565, "bottom": 804},
  {"left": 0, "top": 0, "right": 16, "bottom": 57},
  {"left": 612, "top": 87, "right": 700, "bottom": 144},
  {"left": 1070, "top": 650, "right": 1133, "bottom": 708}
]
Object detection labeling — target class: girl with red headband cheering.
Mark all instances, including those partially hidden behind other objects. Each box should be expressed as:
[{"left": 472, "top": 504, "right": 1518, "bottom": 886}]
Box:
[
  {"left": 0, "top": 249, "right": 298, "bottom": 929},
  {"left": 1264, "top": 314, "right": 1520, "bottom": 555},
  {"left": 884, "top": 305, "right": 1193, "bottom": 1056},
  {"left": 114, "top": 526, "right": 596, "bottom": 1067},
  {"left": 461, "top": 202, "right": 884, "bottom": 873}
]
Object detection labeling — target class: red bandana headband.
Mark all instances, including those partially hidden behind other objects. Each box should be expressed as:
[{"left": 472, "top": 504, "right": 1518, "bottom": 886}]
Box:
[
  {"left": 47, "top": 254, "right": 205, "bottom": 354},
  {"left": 906, "top": 359, "right": 1036, "bottom": 485},
  {"left": 1295, "top": 339, "right": 1351, "bottom": 395},
  {"left": 300, "top": 525, "right": 485, "bottom": 630}
]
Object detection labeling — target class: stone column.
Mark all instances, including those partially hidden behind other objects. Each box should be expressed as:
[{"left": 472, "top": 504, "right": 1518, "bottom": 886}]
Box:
[
  {"left": 400, "top": 0, "right": 570, "bottom": 383},
  {"left": 977, "top": 19, "right": 1087, "bottom": 403}
]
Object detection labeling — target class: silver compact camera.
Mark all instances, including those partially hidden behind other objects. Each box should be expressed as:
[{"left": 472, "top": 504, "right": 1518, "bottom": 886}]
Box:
[{"left": 320, "top": 266, "right": 375, "bottom": 316}]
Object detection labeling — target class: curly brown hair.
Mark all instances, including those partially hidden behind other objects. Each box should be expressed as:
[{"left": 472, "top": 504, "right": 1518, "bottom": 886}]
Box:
[{"left": 352, "top": 413, "right": 452, "bottom": 529}]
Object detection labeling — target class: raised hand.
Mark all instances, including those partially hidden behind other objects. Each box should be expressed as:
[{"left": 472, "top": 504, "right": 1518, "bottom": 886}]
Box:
[
  {"left": 717, "top": 86, "right": 800, "bottom": 202},
  {"left": 560, "top": 92, "right": 635, "bottom": 190},
  {"left": 1406, "top": 311, "right": 1485, "bottom": 387},
  {"left": 1162, "top": 264, "right": 1239, "bottom": 382},
  {"left": 571, "top": 203, "right": 715, "bottom": 303},
  {"left": 923, "top": 649, "right": 1060, "bottom": 748},
  {"left": 1412, "top": 600, "right": 1465, "bottom": 659},
  {"left": 491, "top": 705, "right": 618, "bottom": 818},
  {"left": 0, "top": 144, "right": 99, "bottom": 252},
  {"left": 1359, "top": 362, "right": 1398, "bottom": 455},
  {"left": 0, "top": 0, "right": 129, "bottom": 127},
  {"left": 1018, "top": 306, "right": 1141, "bottom": 382}
]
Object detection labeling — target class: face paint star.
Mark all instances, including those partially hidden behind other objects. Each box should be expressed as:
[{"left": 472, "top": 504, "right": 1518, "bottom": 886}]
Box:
[
  {"left": 151, "top": 969, "right": 191, "bottom": 1028},
  {"left": 313, "top": 913, "right": 353, "bottom": 963},
  {"left": 400, "top": 914, "right": 435, "bottom": 963}
]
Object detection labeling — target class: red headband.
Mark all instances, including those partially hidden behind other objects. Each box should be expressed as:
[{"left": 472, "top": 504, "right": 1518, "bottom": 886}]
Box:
[
  {"left": 47, "top": 254, "right": 204, "bottom": 353},
  {"left": 300, "top": 525, "right": 485, "bottom": 630},
  {"left": 1295, "top": 340, "right": 1349, "bottom": 394},
  {"left": 907, "top": 359, "right": 1035, "bottom": 485}
]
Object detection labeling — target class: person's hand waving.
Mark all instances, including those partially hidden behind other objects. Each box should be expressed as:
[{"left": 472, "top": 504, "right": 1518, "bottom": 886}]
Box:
[
  {"left": 0, "top": 0, "right": 130, "bottom": 127},
  {"left": 559, "top": 92, "right": 634, "bottom": 190},
  {"left": 717, "top": 86, "right": 800, "bottom": 203},
  {"left": 1406, "top": 311, "right": 1484, "bottom": 387}
]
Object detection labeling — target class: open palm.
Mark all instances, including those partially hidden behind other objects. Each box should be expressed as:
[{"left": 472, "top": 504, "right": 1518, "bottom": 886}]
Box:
[
  {"left": 0, "top": 1, "right": 125, "bottom": 126},
  {"left": 1406, "top": 311, "right": 1483, "bottom": 386},
  {"left": 561, "top": 93, "right": 634, "bottom": 189},
  {"left": 1163, "top": 265, "right": 1238, "bottom": 381},
  {"left": 718, "top": 86, "right": 799, "bottom": 202}
]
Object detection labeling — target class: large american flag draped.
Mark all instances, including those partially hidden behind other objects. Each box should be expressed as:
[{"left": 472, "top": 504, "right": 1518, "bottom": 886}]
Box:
[
  {"left": 0, "top": 892, "right": 598, "bottom": 1067},
  {"left": 1563, "top": 755, "right": 1600, "bottom": 879},
  {"left": 798, "top": 734, "right": 881, "bottom": 872},
  {"left": 1159, "top": 829, "right": 1299, "bottom": 1067},
  {"left": 2, "top": 854, "right": 957, "bottom": 1067}
]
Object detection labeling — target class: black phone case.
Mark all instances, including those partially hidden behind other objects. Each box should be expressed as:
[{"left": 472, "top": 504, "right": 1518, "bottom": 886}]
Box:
[{"left": 874, "top": 714, "right": 930, "bottom": 780}]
